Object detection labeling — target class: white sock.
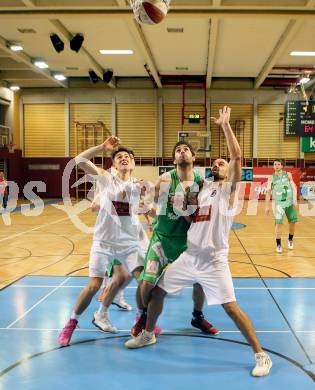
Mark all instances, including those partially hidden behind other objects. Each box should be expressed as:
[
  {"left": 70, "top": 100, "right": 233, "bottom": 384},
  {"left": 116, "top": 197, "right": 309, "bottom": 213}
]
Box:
[
  {"left": 70, "top": 311, "right": 80, "bottom": 320},
  {"left": 143, "top": 329, "right": 154, "bottom": 337},
  {"left": 137, "top": 308, "right": 145, "bottom": 316},
  {"left": 98, "top": 304, "right": 109, "bottom": 316},
  {"left": 101, "top": 275, "right": 110, "bottom": 289}
]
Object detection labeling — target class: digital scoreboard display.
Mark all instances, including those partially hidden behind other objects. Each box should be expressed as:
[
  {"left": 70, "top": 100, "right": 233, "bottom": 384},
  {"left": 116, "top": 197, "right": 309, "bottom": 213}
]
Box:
[
  {"left": 284, "top": 100, "right": 315, "bottom": 136},
  {"left": 188, "top": 113, "right": 201, "bottom": 123}
]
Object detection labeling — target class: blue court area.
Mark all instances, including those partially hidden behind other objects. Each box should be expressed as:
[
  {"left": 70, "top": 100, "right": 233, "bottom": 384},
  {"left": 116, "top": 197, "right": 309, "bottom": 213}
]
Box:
[{"left": 0, "top": 276, "right": 314, "bottom": 389}]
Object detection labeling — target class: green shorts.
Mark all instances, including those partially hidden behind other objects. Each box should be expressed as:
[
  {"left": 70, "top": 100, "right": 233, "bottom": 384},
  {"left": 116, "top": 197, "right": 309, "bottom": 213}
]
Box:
[
  {"left": 274, "top": 204, "right": 299, "bottom": 225},
  {"left": 107, "top": 259, "right": 121, "bottom": 278},
  {"left": 140, "top": 232, "right": 187, "bottom": 285}
]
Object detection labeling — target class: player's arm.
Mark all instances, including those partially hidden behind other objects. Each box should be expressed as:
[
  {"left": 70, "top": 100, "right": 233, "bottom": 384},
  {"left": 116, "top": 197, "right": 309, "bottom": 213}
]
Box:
[
  {"left": 265, "top": 177, "right": 272, "bottom": 215},
  {"left": 91, "top": 195, "right": 100, "bottom": 212},
  {"left": 211, "top": 106, "right": 242, "bottom": 202},
  {"left": 148, "top": 172, "right": 172, "bottom": 217},
  {"left": 75, "top": 136, "right": 120, "bottom": 177},
  {"left": 288, "top": 172, "right": 298, "bottom": 207},
  {"left": 135, "top": 172, "right": 172, "bottom": 218}
]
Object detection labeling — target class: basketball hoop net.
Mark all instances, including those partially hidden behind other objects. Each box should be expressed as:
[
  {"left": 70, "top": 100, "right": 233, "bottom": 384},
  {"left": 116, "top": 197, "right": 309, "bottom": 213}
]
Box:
[{"left": 129, "top": 0, "right": 171, "bottom": 23}]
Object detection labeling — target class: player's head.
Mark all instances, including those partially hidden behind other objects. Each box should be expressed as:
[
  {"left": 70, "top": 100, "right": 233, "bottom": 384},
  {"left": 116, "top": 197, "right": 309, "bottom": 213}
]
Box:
[
  {"left": 111, "top": 146, "right": 135, "bottom": 172},
  {"left": 172, "top": 141, "right": 196, "bottom": 167},
  {"left": 273, "top": 159, "right": 283, "bottom": 172},
  {"left": 211, "top": 158, "right": 229, "bottom": 182},
  {"left": 0, "top": 171, "right": 4, "bottom": 179}
]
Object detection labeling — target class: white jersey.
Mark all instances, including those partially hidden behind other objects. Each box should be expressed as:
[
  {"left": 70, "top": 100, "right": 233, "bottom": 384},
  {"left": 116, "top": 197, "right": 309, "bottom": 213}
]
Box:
[
  {"left": 187, "top": 181, "right": 236, "bottom": 257},
  {"left": 93, "top": 173, "right": 141, "bottom": 251}
]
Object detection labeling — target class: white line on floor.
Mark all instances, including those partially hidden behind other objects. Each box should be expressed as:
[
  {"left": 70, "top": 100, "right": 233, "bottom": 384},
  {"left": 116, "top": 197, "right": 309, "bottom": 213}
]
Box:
[
  {"left": 6, "top": 277, "right": 71, "bottom": 329},
  {"left": 0, "top": 214, "right": 71, "bottom": 243},
  {"left": 0, "top": 328, "right": 314, "bottom": 333},
  {"left": 9, "top": 285, "right": 315, "bottom": 290}
]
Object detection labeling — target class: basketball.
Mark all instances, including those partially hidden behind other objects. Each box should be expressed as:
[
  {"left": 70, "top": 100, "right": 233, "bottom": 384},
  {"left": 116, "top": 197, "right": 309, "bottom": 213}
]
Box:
[{"left": 137, "top": 1, "right": 168, "bottom": 25}]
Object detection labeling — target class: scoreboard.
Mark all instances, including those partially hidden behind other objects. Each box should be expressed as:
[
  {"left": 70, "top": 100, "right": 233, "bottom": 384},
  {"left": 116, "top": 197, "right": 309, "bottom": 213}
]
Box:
[{"left": 284, "top": 100, "right": 315, "bottom": 136}]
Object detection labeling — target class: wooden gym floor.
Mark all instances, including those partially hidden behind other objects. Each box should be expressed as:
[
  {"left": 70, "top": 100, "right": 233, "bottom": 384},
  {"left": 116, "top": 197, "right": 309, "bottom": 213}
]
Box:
[{"left": 0, "top": 199, "right": 315, "bottom": 290}]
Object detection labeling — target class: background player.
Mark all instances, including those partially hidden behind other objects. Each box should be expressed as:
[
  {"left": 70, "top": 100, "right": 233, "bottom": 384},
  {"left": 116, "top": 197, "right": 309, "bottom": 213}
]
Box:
[{"left": 265, "top": 159, "right": 298, "bottom": 253}]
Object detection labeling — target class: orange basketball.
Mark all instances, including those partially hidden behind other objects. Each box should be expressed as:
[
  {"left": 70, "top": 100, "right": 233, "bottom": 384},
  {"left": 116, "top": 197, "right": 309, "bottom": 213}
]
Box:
[{"left": 138, "top": 1, "right": 168, "bottom": 25}]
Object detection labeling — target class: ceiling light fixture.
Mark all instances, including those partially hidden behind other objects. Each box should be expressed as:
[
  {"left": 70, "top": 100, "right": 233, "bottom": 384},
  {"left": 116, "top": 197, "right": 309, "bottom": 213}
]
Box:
[
  {"left": 54, "top": 74, "right": 67, "bottom": 81},
  {"left": 290, "top": 51, "right": 315, "bottom": 57},
  {"left": 8, "top": 43, "right": 23, "bottom": 52},
  {"left": 33, "top": 60, "right": 49, "bottom": 69},
  {"left": 99, "top": 49, "right": 133, "bottom": 55}
]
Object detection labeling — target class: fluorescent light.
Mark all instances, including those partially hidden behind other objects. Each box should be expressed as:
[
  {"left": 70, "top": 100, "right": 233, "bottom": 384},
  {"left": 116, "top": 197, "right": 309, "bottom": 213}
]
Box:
[
  {"left": 10, "top": 86, "right": 20, "bottom": 91},
  {"left": 34, "top": 60, "right": 49, "bottom": 69},
  {"left": 290, "top": 51, "right": 315, "bottom": 57},
  {"left": 54, "top": 74, "right": 67, "bottom": 81},
  {"left": 10, "top": 44, "right": 23, "bottom": 52},
  {"left": 300, "top": 77, "right": 311, "bottom": 84},
  {"left": 99, "top": 49, "right": 133, "bottom": 55}
]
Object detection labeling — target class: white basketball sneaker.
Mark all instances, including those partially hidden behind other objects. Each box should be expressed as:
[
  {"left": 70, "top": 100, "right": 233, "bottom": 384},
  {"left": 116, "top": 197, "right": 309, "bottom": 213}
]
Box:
[
  {"left": 288, "top": 239, "right": 294, "bottom": 250},
  {"left": 276, "top": 244, "right": 282, "bottom": 253},
  {"left": 252, "top": 352, "right": 272, "bottom": 377},
  {"left": 112, "top": 290, "right": 132, "bottom": 311},
  {"left": 125, "top": 330, "right": 156, "bottom": 349},
  {"left": 92, "top": 311, "right": 118, "bottom": 333}
]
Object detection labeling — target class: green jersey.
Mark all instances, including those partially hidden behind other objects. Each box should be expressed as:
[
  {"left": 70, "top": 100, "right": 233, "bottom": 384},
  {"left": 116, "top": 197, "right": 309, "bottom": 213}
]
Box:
[
  {"left": 271, "top": 171, "right": 293, "bottom": 208},
  {"left": 153, "top": 168, "right": 202, "bottom": 237}
]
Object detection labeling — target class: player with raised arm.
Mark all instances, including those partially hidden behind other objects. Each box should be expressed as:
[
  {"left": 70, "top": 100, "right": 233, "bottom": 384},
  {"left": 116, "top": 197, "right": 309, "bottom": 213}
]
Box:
[
  {"left": 58, "top": 138, "right": 145, "bottom": 345},
  {"left": 125, "top": 106, "right": 272, "bottom": 377}
]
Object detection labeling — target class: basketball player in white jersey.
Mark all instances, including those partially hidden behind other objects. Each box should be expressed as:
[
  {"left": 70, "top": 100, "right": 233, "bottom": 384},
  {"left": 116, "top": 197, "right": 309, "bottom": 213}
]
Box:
[
  {"left": 58, "top": 137, "right": 146, "bottom": 346},
  {"left": 125, "top": 107, "right": 272, "bottom": 377}
]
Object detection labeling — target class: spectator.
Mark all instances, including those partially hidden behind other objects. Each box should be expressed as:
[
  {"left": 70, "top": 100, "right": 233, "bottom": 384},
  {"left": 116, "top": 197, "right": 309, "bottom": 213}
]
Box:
[{"left": 0, "top": 171, "right": 8, "bottom": 209}]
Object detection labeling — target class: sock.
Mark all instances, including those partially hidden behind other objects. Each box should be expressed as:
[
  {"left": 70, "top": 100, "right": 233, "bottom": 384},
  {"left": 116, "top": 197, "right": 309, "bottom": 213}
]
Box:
[
  {"left": 70, "top": 311, "right": 80, "bottom": 321},
  {"left": 138, "top": 308, "right": 147, "bottom": 316},
  {"left": 100, "top": 275, "right": 109, "bottom": 289},
  {"left": 276, "top": 239, "right": 281, "bottom": 246},
  {"left": 143, "top": 329, "right": 154, "bottom": 337},
  {"left": 192, "top": 310, "right": 204, "bottom": 320},
  {"left": 288, "top": 234, "right": 294, "bottom": 241},
  {"left": 98, "top": 304, "right": 109, "bottom": 316}
]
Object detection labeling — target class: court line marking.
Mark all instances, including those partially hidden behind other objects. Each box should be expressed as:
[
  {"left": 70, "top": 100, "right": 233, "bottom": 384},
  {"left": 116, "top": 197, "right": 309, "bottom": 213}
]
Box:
[
  {"left": 233, "top": 228, "right": 314, "bottom": 365},
  {"left": 232, "top": 236, "right": 315, "bottom": 239},
  {"left": 8, "top": 285, "right": 315, "bottom": 290},
  {"left": 0, "top": 214, "right": 72, "bottom": 244},
  {"left": 5, "top": 277, "right": 71, "bottom": 329},
  {"left": 0, "top": 328, "right": 315, "bottom": 333}
]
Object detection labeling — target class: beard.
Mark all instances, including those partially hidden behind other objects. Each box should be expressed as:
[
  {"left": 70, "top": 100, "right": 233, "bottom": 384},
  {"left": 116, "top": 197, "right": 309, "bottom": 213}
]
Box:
[
  {"left": 177, "top": 159, "right": 191, "bottom": 168},
  {"left": 212, "top": 171, "right": 225, "bottom": 181},
  {"left": 212, "top": 172, "right": 221, "bottom": 181}
]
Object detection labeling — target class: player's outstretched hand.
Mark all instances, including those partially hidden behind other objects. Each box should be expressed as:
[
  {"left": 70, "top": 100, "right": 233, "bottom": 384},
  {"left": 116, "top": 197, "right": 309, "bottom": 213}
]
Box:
[
  {"left": 102, "top": 136, "right": 120, "bottom": 151},
  {"left": 211, "top": 106, "right": 231, "bottom": 127}
]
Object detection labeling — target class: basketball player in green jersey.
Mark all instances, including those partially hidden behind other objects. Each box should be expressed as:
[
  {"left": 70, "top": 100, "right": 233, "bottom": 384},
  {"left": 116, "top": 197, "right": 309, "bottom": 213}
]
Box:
[
  {"left": 126, "top": 141, "right": 218, "bottom": 348},
  {"left": 265, "top": 159, "right": 298, "bottom": 253}
]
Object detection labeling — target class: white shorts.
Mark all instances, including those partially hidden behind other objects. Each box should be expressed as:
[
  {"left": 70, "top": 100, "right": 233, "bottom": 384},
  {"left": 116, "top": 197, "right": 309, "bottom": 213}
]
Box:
[
  {"left": 89, "top": 242, "right": 143, "bottom": 278},
  {"left": 158, "top": 250, "right": 236, "bottom": 306}
]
